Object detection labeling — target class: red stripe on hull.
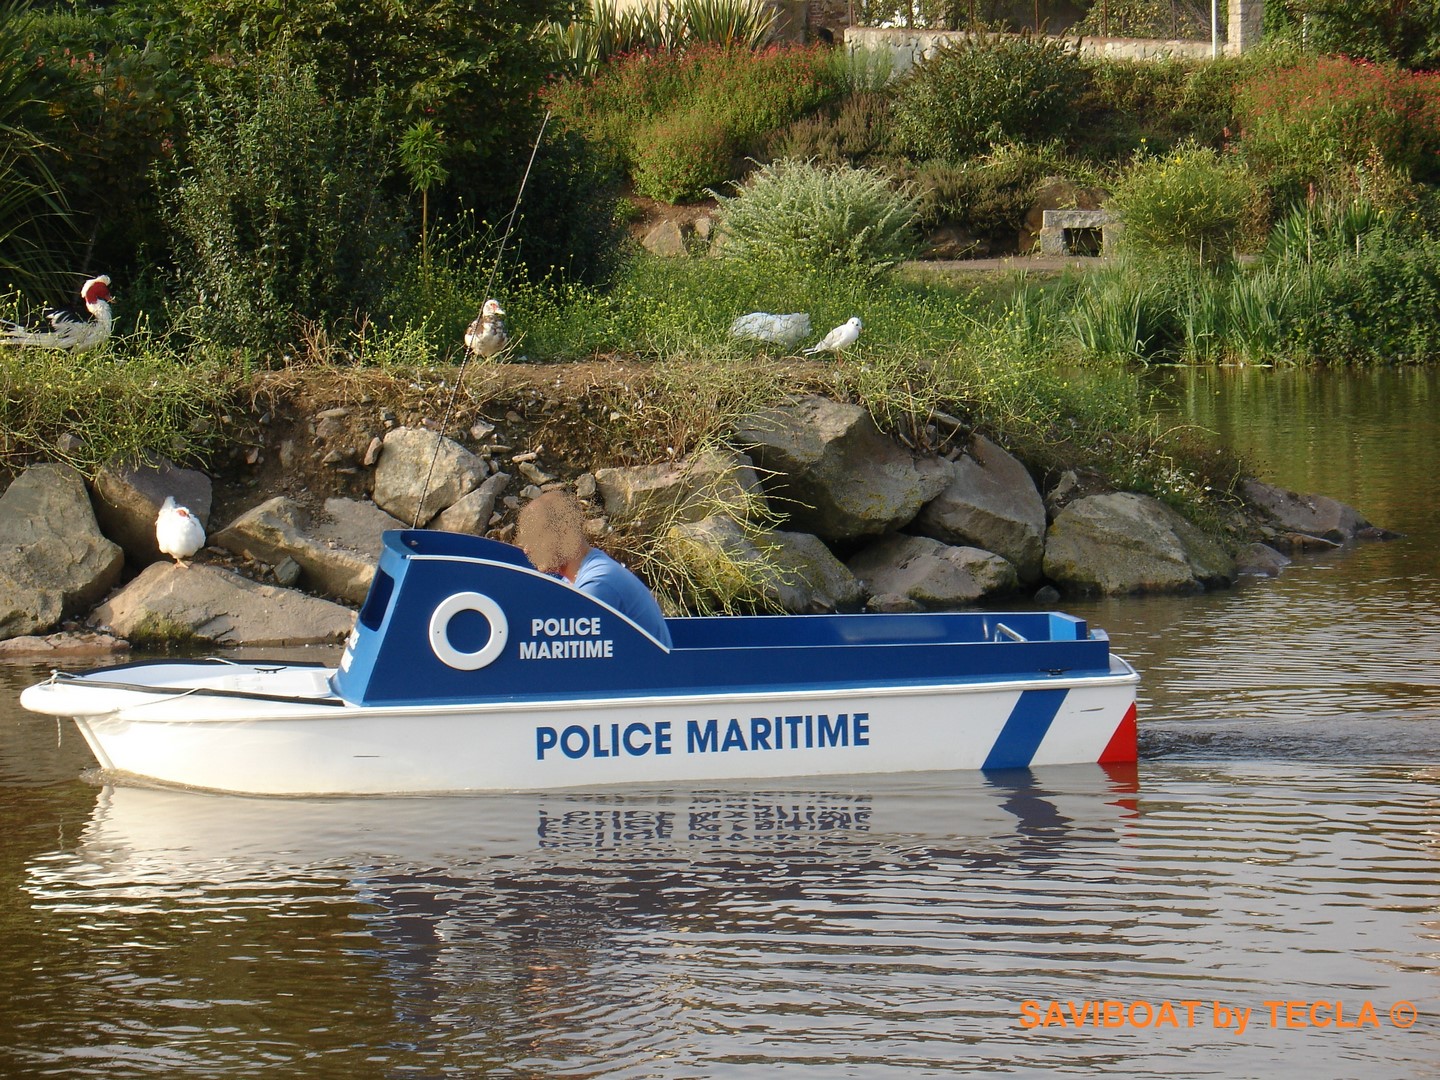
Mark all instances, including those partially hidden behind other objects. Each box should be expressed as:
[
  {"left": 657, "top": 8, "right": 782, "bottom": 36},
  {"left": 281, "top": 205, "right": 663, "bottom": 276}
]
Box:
[{"left": 1097, "top": 701, "right": 1138, "bottom": 764}]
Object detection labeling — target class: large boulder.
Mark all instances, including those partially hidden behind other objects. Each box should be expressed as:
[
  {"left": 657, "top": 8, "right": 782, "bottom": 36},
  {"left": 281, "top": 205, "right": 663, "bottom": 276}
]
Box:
[
  {"left": 0, "top": 463, "right": 124, "bottom": 639},
  {"left": 595, "top": 449, "right": 766, "bottom": 530},
  {"left": 90, "top": 453, "right": 213, "bottom": 566},
  {"left": 211, "top": 496, "right": 405, "bottom": 604},
  {"left": 910, "top": 435, "right": 1047, "bottom": 581},
  {"left": 90, "top": 563, "right": 354, "bottom": 646},
  {"left": 669, "top": 516, "right": 863, "bottom": 614},
  {"left": 733, "top": 396, "right": 949, "bottom": 542},
  {"left": 1043, "top": 492, "right": 1236, "bottom": 595},
  {"left": 1241, "top": 479, "right": 1372, "bottom": 544},
  {"left": 431, "top": 472, "right": 512, "bottom": 534},
  {"left": 372, "top": 427, "right": 487, "bottom": 527},
  {"left": 846, "top": 533, "right": 1018, "bottom": 609}
]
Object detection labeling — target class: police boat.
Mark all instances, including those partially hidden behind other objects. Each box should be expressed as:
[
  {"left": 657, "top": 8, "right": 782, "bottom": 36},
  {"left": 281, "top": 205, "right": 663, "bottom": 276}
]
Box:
[{"left": 21, "top": 530, "right": 1140, "bottom": 796}]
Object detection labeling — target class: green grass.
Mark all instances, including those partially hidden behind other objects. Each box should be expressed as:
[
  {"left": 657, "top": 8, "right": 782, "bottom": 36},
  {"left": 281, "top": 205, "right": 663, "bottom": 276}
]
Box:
[
  {"left": 0, "top": 310, "right": 241, "bottom": 474},
  {"left": 0, "top": 244, "right": 1255, "bottom": 532}
]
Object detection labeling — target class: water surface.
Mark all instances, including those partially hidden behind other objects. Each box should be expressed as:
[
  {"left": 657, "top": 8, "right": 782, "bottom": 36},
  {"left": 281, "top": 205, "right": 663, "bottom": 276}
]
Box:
[{"left": 1, "top": 368, "right": 1437, "bottom": 1077}]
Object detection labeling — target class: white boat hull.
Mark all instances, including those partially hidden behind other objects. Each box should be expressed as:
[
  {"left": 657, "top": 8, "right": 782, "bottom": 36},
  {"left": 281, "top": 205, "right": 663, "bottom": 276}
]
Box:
[
  {"left": 22, "top": 532, "right": 1140, "bottom": 797},
  {"left": 23, "top": 661, "right": 1138, "bottom": 796}
]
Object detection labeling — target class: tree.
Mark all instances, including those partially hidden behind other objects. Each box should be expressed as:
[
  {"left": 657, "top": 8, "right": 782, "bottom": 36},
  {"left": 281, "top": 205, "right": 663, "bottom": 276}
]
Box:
[
  {"left": 164, "top": 53, "right": 403, "bottom": 353},
  {"left": 142, "top": 0, "right": 582, "bottom": 208}
]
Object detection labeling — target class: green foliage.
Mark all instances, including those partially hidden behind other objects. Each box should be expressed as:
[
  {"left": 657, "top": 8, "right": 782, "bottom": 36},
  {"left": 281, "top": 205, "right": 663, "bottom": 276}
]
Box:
[
  {"left": 509, "top": 125, "right": 627, "bottom": 287},
  {"left": 1106, "top": 143, "right": 1258, "bottom": 264},
  {"left": 116, "top": 0, "right": 576, "bottom": 284},
  {"left": 1072, "top": 0, "right": 1209, "bottom": 38},
  {"left": 1075, "top": 54, "right": 1249, "bottom": 161},
  {"left": 372, "top": 214, "right": 503, "bottom": 360},
  {"left": 0, "top": 0, "right": 73, "bottom": 296},
  {"left": 829, "top": 46, "right": 895, "bottom": 95},
  {"left": 21, "top": 4, "right": 192, "bottom": 283},
  {"left": 1286, "top": 231, "right": 1440, "bottom": 364},
  {"left": 891, "top": 33, "right": 1089, "bottom": 161},
  {"left": 1047, "top": 195, "right": 1440, "bottom": 367},
  {"left": 766, "top": 91, "right": 894, "bottom": 168},
  {"left": 0, "top": 314, "right": 238, "bottom": 472},
  {"left": 544, "top": 0, "right": 779, "bottom": 78},
  {"left": 911, "top": 142, "right": 1094, "bottom": 250},
  {"left": 544, "top": 44, "right": 841, "bottom": 203},
  {"left": 633, "top": 106, "right": 735, "bottom": 203},
  {"left": 162, "top": 54, "right": 403, "bottom": 355},
  {"left": 1067, "top": 261, "right": 1169, "bottom": 361},
  {"left": 399, "top": 119, "right": 449, "bottom": 273},
  {"left": 147, "top": 0, "right": 569, "bottom": 153},
  {"left": 1236, "top": 56, "right": 1440, "bottom": 201},
  {"left": 1270, "top": 0, "right": 1440, "bottom": 70},
  {"left": 712, "top": 158, "right": 920, "bottom": 277}
]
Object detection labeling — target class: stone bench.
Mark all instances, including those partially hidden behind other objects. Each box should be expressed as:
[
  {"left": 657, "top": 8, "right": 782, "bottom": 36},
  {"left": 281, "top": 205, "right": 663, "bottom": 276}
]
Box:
[{"left": 1038, "top": 209, "right": 1116, "bottom": 257}]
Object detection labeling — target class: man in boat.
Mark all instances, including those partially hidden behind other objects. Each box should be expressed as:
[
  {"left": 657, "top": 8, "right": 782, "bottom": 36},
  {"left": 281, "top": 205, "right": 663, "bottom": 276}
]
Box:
[{"left": 515, "top": 490, "right": 673, "bottom": 648}]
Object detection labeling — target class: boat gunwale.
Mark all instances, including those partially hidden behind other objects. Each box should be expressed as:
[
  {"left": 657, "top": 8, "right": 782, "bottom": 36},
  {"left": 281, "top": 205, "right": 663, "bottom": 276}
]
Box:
[{"left": 32, "top": 656, "right": 1139, "bottom": 724}]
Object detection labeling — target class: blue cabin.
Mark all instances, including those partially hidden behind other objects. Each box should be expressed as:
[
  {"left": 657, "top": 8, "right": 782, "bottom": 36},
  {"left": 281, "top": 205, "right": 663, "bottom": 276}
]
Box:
[{"left": 330, "top": 531, "right": 1114, "bottom": 708}]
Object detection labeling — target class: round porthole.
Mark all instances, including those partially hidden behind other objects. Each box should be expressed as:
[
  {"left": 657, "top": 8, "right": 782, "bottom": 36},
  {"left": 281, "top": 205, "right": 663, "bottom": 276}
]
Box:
[{"left": 428, "top": 592, "right": 509, "bottom": 670}]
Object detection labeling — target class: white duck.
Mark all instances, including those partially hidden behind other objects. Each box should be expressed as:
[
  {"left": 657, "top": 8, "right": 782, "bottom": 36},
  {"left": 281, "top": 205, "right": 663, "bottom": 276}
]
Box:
[
  {"left": 0, "top": 275, "right": 114, "bottom": 353},
  {"left": 802, "top": 316, "right": 862, "bottom": 356},
  {"left": 464, "top": 299, "right": 507, "bottom": 359},
  {"left": 729, "top": 311, "right": 811, "bottom": 348},
  {"left": 155, "top": 496, "right": 206, "bottom": 566}
]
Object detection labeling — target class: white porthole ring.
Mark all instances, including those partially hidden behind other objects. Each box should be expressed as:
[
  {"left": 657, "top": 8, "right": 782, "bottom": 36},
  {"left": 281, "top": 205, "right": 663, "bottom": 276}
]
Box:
[{"left": 429, "top": 592, "right": 509, "bottom": 670}]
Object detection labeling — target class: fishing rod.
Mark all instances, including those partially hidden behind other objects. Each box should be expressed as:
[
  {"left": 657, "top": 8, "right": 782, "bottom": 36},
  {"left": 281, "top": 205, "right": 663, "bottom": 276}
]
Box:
[{"left": 413, "top": 109, "right": 552, "bottom": 529}]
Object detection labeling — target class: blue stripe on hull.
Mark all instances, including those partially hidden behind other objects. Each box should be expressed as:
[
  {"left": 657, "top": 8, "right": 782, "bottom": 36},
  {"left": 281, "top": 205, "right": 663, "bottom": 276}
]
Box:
[{"left": 982, "top": 688, "right": 1067, "bottom": 769}]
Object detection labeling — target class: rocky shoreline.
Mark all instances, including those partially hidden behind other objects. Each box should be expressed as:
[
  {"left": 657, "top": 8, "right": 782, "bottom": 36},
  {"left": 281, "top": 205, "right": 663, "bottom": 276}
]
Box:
[{"left": 0, "top": 385, "right": 1392, "bottom": 658}]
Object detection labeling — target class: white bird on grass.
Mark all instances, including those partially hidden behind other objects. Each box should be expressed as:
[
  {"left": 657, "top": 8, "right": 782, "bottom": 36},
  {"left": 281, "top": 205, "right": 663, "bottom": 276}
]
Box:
[
  {"left": 729, "top": 311, "right": 811, "bottom": 349},
  {"left": 0, "top": 275, "right": 114, "bottom": 353},
  {"left": 156, "top": 496, "right": 206, "bottom": 566},
  {"left": 802, "top": 316, "right": 862, "bottom": 356},
  {"left": 464, "top": 298, "right": 508, "bottom": 359}
]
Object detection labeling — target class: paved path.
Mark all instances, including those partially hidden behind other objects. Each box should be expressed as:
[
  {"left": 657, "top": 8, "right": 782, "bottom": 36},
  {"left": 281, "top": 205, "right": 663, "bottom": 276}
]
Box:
[{"left": 903, "top": 255, "right": 1110, "bottom": 274}]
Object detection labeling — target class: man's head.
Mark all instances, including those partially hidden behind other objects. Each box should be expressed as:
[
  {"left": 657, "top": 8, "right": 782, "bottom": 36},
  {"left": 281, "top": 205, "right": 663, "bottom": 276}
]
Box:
[{"left": 515, "top": 490, "right": 590, "bottom": 577}]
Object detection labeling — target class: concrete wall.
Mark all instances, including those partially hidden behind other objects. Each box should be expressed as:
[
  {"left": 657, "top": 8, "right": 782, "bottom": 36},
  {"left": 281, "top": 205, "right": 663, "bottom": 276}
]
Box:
[
  {"left": 845, "top": 1, "right": 1265, "bottom": 76},
  {"left": 845, "top": 27, "right": 1229, "bottom": 76}
]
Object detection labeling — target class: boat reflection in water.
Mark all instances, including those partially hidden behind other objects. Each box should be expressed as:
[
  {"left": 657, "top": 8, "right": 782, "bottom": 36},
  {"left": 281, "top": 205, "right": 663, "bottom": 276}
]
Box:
[
  {"left": 20, "top": 767, "right": 1141, "bottom": 1075},
  {"left": 29, "top": 764, "right": 1141, "bottom": 903}
]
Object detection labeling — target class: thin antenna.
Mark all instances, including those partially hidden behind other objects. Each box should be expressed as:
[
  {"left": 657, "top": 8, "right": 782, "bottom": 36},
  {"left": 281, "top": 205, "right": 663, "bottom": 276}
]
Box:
[{"left": 412, "top": 110, "right": 552, "bottom": 529}]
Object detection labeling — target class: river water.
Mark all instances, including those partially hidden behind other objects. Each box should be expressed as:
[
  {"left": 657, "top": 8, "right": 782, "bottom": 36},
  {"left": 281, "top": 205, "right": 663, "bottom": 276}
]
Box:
[{"left": 1, "top": 369, "right": 1437, "bottom": 1078}]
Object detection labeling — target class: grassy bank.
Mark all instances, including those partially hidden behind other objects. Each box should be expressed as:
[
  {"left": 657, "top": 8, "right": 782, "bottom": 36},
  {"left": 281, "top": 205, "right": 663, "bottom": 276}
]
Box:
[{"left": 1, "top": 253, "right": 1243, "bottom": 527}]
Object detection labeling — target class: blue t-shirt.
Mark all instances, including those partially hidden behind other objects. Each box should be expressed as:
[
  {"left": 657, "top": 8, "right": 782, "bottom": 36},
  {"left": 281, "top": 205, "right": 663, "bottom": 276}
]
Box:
[{"left": 572, "top": 548, "right": 672, "bottom": 648}]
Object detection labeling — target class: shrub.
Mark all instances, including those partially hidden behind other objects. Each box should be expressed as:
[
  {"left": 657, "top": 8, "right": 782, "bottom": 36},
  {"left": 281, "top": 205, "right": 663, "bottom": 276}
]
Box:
[
  {"left": 1237, "top": 57, "right": 1440, "bottom": 200},
  {"left": 1292, "top": 232, "right": 1440, "bottom": 363},
  {"left": 633, "top": 106, "right": 735, "bottom": 202},
  {"left": 1106, "top": 143, "right": 1259, "bottom": 264},
  {"left": 1073, "top": 0, "right": 1209, "bottom": 37},
  {"left": 1075, "top": 54, "right": 1248, "bottom": 161},
  {"left": 544, "top": 43, "right": 839, "bottom": 203},
  {"left": 23, "top": 5, "right": 196, "bottom": 287},
  {"left": 0, "top": 0, "right": 76, "bottom": 296},
  {"left": 162, "top": 54, "right": 403, "bottom": 355},
  {"left": 1289, "top": 0, "right": 1440, "bottom": 71},
  {"left": 712, "top": 158, "right": 920, "bottom": 277},
  {"left": 890, "top": 33, "right": 1089, "bottom": 161},
  {"left": 911, "top": 142, "right": 1093, "bottom": 251},
  {"left": 510, "top": 125, "right": 626, "bottom": 287},
  {"left": 765, "top": 91, "right": 894, "bottom": 167}
]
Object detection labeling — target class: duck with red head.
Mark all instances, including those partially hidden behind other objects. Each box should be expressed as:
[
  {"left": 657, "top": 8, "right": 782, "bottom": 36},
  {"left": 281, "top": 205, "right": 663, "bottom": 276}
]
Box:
[{"left": 0, "top": 275, "right": 114, "bottom": 353}]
